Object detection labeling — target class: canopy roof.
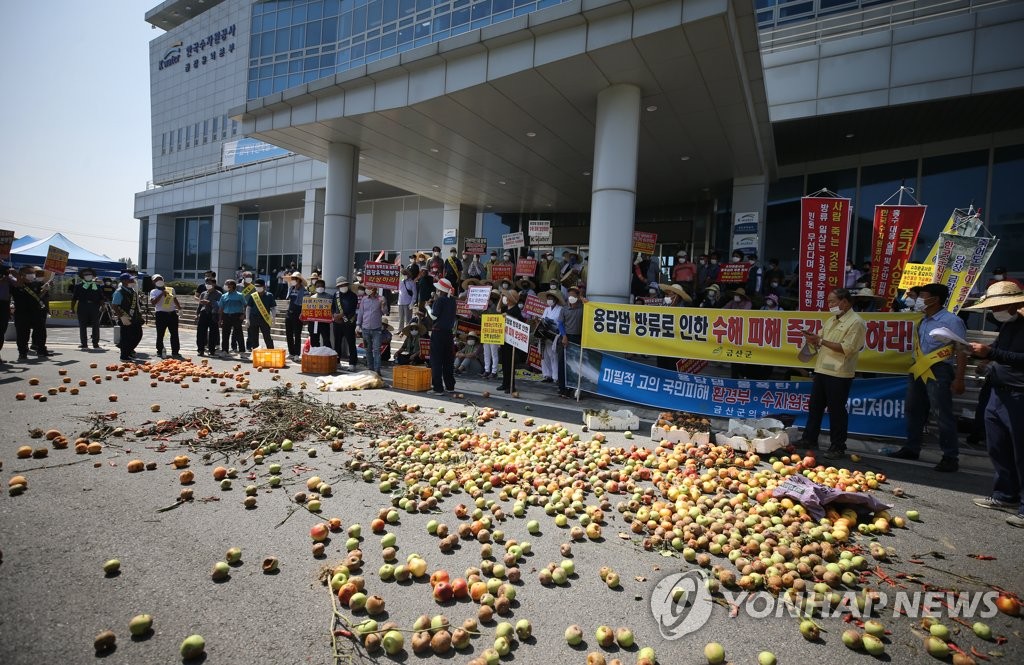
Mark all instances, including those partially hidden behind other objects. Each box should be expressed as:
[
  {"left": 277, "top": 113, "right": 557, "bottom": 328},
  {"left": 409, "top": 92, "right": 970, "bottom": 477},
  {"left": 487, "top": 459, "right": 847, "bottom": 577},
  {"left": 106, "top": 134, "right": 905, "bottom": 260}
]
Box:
[{"left": 11, "top": 232, "right": 124, "bottom": 272}]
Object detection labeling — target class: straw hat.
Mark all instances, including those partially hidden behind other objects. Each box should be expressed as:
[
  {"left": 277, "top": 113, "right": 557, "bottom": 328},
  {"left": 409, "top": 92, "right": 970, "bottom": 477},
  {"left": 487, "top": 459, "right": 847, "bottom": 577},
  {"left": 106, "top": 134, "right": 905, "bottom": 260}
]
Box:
[
  {"left": 516, "top": 277, "right": 536, "bottom": 291},
  {"left": 503, "top": 290, "right": 520, "bottom": 306},
  {"left": 542, "top": 289, "right": 565, "bottom": 306},
  {"left": 705, "top": 284, "right": 721, "bottom": 294},
  {"left": 964, "top": 281, "right": 1024, "bottom": 310},
  {"left": 461, "top": 277, "right": 481, "bottom": 290},
  {"left": 851, "top": 287, "right": 885, "bottom": 300},
  {"left": 290, "top": 271, "right": 306, "bottom": 284},
  {"left": 727, "top": 287, "right": 750, "bottom": 300},
  {"left": 402, "top": 322, "right": 426, "bottom": 336},
  {"left": 659, "top": 283, "right": 693, "bottom": 303}
]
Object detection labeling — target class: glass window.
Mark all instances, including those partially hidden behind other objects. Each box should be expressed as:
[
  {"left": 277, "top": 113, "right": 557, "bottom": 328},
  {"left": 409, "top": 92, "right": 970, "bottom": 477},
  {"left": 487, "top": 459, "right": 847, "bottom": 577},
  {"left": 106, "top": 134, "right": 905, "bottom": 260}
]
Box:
[
  {"left": 222, "top": 115, "right": 228, "bottom": 139},
  {"left": 985, "top": 144, "right": 1024, "bottom": 274},
  {"left": 177, "top": 128, "right": 182, "bottom": 149},
  {"left": 203, "top": 120, "right": 209, "bottom": 144},
  {"left": 854, "top": 160, "right": 916, "bottom": 265},
  {"left": 308, "top": 1, "right": 324, "bottom": 20},
  {"left": 291, "top": 24, "right": 306, "bottom": 50},
  {"left": 185, "top": 125, "right": 191, "bottom": 148},
  {"left": 174, "top": 219, "right": 185, "bottom": 270},
  {"left": 139, "top": 218, "right": 149, "bottom": 271},
  {"left": 306, "top": 20, "right": 323, "bottom": 46},
  {"left": 353, "top": 6, "right": 367, "bottom": 32},
  {"left": 160, "top": 132, "right": 167, "bottom": 155},
  {"left": 916, "top": 150, "right": 988, "bottom": 262},
  {"left": 400, "top": 0, "right": 415, "bottom": 17},
  {"left": 384, "top": 0, "right": 399, "bottom": 21},
  {"left": 232, "top": 120, "right": 238, "bottom": 136},
  {"left": 197, "top": 218, "right": 212, "bottom": 270},
  {"left": 212, "top": 116, "right": 218, "bottom": 140}
]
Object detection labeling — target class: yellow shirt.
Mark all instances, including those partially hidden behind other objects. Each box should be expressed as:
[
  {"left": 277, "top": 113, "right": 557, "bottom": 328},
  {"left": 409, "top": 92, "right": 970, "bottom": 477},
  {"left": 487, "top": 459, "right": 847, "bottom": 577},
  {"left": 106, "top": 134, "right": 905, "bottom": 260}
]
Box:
[{"left": 814, "top": 309, "right": 867, "bottom": 379}]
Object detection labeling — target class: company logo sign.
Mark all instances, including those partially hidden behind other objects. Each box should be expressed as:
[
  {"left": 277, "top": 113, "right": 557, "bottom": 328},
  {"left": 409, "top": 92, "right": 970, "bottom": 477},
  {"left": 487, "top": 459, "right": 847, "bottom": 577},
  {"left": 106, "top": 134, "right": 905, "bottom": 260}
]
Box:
[
  {"left": 159, "top": 41, "right": 183, "bottom": 71},
  {"left": 649, "top": 570, "right": 713, "bottom": 639}
]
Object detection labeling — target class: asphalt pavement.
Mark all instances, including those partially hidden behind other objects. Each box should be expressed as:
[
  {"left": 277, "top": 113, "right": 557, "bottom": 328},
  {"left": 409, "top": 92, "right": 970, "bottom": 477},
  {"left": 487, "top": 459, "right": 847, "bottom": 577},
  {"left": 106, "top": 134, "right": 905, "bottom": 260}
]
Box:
[{"left": 0, "top": 326, "right": 1021, "bottom": 665}]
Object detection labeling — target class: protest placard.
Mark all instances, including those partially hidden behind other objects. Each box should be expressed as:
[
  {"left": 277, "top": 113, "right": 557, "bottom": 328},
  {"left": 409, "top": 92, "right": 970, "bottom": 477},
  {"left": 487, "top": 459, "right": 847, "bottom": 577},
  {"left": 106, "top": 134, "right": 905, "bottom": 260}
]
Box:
[
  {"left": 0, "top": 229, "right": 13, "bottom": 261},
  {"left": 464, "top": 237, "right": 487, "bottom": 255},
  {"left": 631, "top": 231, "right": 657, "bottom": 254},
  {"left": 515, "top": 257, "right": 537, "bottom": 277},
  {"left": 300, "top": 297, "right": 333, "bottom": 322},
  {"left": 362, "top": 261, "right": 401, "bottom": 290},
  {"left": 43, "top": 246, "right": 70, "bottom": 275},
  {"left": 466, "top": 285, "right": 491, "bottom": 310},
  {"left": 502, "top": 232, "right": 525, "bottom": 249},
  {"left": 505, "top": 316, "right": 531, "bottom": 352}
]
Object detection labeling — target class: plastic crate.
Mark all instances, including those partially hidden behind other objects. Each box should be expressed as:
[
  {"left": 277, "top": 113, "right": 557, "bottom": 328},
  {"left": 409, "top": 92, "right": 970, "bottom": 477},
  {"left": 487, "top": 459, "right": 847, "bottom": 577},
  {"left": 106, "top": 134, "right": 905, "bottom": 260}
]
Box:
[
  {"left": 301, "top": 353, "right": 338, "bottom": 374},
  {"left": 650, "top": 425, "right": 711, "bottom": 445},
  {"left": 393, "top": 365, "right": 432, "bottom": 392},
  {"left": 252, "top": 348, "right": 286, "bottom": 368}
]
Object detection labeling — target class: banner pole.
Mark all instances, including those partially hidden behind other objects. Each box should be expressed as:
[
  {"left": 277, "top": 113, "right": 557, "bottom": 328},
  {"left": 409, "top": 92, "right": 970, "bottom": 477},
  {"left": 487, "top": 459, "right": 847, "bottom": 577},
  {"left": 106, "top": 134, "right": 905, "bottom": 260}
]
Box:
[{"left": 574, "top": 341, "right": 583, "bottom": 402}]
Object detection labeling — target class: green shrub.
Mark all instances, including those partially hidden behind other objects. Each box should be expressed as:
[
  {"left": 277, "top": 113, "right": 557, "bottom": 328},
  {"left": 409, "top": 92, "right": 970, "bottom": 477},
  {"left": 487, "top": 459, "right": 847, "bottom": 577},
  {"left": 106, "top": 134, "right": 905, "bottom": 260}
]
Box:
[{"left": 165, "top": 280, "right": 197, "bottom": 296}]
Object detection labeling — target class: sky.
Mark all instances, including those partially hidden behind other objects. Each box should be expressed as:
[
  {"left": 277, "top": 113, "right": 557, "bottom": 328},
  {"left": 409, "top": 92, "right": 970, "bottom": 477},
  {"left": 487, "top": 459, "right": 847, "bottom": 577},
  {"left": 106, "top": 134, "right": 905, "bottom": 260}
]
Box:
[{"left": 0, "top": 1, "right": 155, "bottom": 265}]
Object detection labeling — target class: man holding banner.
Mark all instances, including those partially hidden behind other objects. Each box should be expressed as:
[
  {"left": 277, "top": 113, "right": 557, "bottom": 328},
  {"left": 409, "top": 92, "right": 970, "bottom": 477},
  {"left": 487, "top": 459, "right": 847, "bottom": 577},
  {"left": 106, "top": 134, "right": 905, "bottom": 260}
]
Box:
[
  {"left": 798, "top": 288, "right": 867, "bottom": 460},
  {"left": 888, "top": 283, "right": 967, "bottom": 472}
]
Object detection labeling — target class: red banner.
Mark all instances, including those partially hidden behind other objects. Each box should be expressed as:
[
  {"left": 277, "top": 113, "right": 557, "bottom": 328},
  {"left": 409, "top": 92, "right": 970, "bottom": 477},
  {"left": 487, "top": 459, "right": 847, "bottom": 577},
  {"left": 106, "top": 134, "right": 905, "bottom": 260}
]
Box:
[
  {"left": 799, "top": 196, "right": 851, "bottom": 311},
  {"left": 632, "top": 231, "right": 657, "bottom": 255},
  {"left": 0, "top": 230, "right": 13, "bottom": 261},
  {"left": 515, "top": 257, "right": 537, "bottom": 277},
  {"left": 870, "top": 205, "right": 926, "bottom": 312},
  {"left": 522, "top": 294, "right": 545, "bottom": 318},
  {"left": 362, "top": 261, "right": 400, "bottom": 290},
  {"left": 527, "top": 340, "right": 543, "bottom": 371},
  {"left": 490, "top": 263, "right": 514, "bottom": 283},
  {"left": 456, "top": 298, "right": 470, "bottom": 318},
  {"left": 717, "top": 262, "right": 752, "bottom": 284}
]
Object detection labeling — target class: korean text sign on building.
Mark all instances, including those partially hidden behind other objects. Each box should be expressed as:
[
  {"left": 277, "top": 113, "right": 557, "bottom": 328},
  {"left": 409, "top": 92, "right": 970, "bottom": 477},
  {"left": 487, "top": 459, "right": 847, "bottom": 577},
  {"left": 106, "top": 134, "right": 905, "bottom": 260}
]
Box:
[{"left": 799, "top": 196, "right": 850, "bottom": 311}]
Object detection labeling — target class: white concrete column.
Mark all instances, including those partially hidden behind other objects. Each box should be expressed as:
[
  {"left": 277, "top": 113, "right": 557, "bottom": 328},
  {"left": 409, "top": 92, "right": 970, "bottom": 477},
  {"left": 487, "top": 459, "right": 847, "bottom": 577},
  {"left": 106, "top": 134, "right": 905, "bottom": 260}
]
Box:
[
  {"left": 148, "top": 214, "right": 176, "bottom": 278},
  {"left": 211, "top": 203, "right": 239, "bottom": 278},
  {"left": 586, "top": 84, "right": 641, "bottom": 304},
  {"left": 730, "top": 176, "right": 768, "bottom": 258},
  {"left": 442, "top": 203, "right": 477, "bottom": 252},
  {"left": 301, "top": 188, "right": 326, "bottom": 274},
  {"left": 323, "top": 143, "right": 359, "bottom": 285}
]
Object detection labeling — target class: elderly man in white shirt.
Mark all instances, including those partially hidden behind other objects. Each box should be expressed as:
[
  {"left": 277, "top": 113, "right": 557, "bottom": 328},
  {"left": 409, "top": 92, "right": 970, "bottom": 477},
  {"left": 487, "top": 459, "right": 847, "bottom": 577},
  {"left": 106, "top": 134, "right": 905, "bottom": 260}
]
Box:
[{"left": 540, "top": 289, "right": 564, "bottom": 383}]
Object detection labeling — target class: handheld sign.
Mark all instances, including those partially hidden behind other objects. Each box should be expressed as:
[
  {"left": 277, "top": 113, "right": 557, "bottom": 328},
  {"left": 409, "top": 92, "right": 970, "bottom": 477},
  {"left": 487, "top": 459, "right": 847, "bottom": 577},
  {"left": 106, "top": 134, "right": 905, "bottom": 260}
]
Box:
[
  {"left": 502, "top": 232, "right": 525, "bottom": 249},
  {"left": 467, "top": 285, "right": 491, "bottom": 310},
  {"left": 464, "top": 237, "right": 487, "bottom": 255},
  {"left": 44, "top": 246, "right": 70, "bottom": 275},
  {"left": 504, "top": 316, "right": 531, "bottom": 352},
  {"left": 300, "top": 297, "right": 333, "bottom": 323},
  {"left": 0, "top": 229, "right": 13, "bottom": 261},
  {"left": 362, "top": 261, "right": 401, "bottom": 290},
  {"left": 515, "top": 257, "right": 537, "bottom": 277},
  {"left": 481, "top": 314, "right": 505, "bottom": 344},
  {"left": 632, "top": 231, "right": 657, "bottom": 255}
]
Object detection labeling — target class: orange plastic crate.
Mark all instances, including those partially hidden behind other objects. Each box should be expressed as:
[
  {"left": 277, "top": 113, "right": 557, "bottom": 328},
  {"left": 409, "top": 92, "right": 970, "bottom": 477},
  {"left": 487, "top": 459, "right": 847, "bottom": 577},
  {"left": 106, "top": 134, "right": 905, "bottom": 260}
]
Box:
[
  {"left": 301, "top": 353, "right": 338, "bottom": 374},
  {"left": 393, "top": 365, "right": 431, "bottom": 392},
  {"left": 252, "top": 348, "right": 286, "bottom": 368}
]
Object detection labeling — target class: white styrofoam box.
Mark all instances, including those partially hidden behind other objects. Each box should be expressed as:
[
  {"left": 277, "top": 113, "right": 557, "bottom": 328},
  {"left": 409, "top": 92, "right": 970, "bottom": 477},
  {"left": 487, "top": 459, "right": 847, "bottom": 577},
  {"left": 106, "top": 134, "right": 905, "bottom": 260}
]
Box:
[
  {"left": 584, "top": 409, "right": 639, "bottom": 431},
  {"left": 650, "top": 425, "right": 711, "bottom": 445},
  {"left": 716, "top": 431, "right": 789, "bottom": 455}
]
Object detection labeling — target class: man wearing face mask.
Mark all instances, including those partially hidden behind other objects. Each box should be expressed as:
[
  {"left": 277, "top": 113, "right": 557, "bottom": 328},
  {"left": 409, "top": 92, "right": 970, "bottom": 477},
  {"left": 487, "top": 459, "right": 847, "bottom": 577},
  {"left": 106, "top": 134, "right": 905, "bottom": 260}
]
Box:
[
  {"left": 395, "top": 321, "right": 425, "bottom": 365},
  {"left": 71, "top": 267, "right": 104, "bottom": 349},
  {"left": 964, "top": 282, "right": 1024, "bottom": 527},
  {"left": 218, "top": 279, "right": 246, "bottom": 356},
  {"left": 538, "top": 252, "right": 560, "bottom": 286},
  {"left": 196, "top": 276, "right": 221, "bottom": 356},
  {"left": 844, "top": 262, "right": 862, "bottom": 289},
  {"left": 444, "top": 248, "right": 463, "bottom": 294},
  {"left": 356, "top": 285, "right": 387, "bottom": 374},
  {"left": 763, "top": 259, "right": 785, "bottom": 297},
  {"left": 888, "top": 283, "right": 967, "bottom": 472},
  {"left": 899, "top": 287, "right": 923, "bottom": 312},
  {"left": 427, "top": 278, "right": 457, "bottom": 395},
  {"left": 672, "top": 251, "right": 697, "bottom": 296},
  {"left": 332, "top": 277, "right": 359, "bottom": 370},
  {"left": 484, "top": 251, "right": 499, "bottom": 280},
  {"left": 427, "top": 246, "right": 445, "bottom": 280},
  {"left": 496, "top": 290, "right": 524, "bottom": 394},
  {"left": 245, "top": 278, "right": 277, "bottom": 350},
  {"left": 149, "top": 274, "right": 182, "bottom": 359},
  {"left": 705, "top": 252, "right": 722, "bottom": 288},
  {"left": 986, "top": 267, "right": 1023, "bottom": 289},
  {"left": 11, "top": 266, "right": 51, "bottom": 361},
  {"left": 306, "top": 279, "right": 332, "bottom": 349},
  {"left": 556, "top": 286, "right": 585, "bottom": 398},
  {"left": 798, "top": 288, "right": 867, "bottom": 460},
  {"left": 465, "top": 251, "right": 484, "bottom": 280},
  {"left": 110, "top": 272, "right": 143, "bottom": 362}
]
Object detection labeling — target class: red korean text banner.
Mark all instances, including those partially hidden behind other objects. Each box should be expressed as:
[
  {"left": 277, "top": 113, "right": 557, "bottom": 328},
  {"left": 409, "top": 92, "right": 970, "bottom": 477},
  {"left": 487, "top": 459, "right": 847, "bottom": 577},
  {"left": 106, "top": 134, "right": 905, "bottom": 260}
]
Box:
[
  {"left": 362, "top": 261, "right": 400, "bottom": 290},
  {"left": 490, "top": 263, "right": 515, "bottom": 283},
  {"left": 799, "top": 197, "right": 850, "bottom": 311},
  {"left": 870, "top": 204, "right": 926, "bottom": 311},
  {"left": 0, "top": 229, "right": 13, "bottom": 261},
  {"left": 43, "top": 245, "right": 70, "bottom": 275},
  {"left": 515, "top": 257, "right": 537, "bottom": 277},
  {"left": 717, "top": 262, "right": 752, "bottom": 284}
]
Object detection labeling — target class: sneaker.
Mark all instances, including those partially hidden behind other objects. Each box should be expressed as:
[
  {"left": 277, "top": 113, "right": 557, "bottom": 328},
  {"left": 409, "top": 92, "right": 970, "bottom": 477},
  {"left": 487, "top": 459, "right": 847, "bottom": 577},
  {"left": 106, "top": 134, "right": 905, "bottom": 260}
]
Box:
[
  {"left": 973, "top": 496, "right": 1017, "bottom": 512},
  {"left": 18, "top": 354, "right": 28, "bottom": 362},
  {"left": 541, "top": 377, "right": 553, "bottom": 383},
  {"left": 79, "top": 343, "right": 89, "bottom": 349},
  {"left": 430, "top": 390, "right": 446, "bottom": 396},
  {"left": 824, "top": 446, "right": 846, "bottom": 460},
  {"left": 1007, "top": 514, "right": 1024, "bottom": 528},
  {"left": 887, "top": 448, "right": 920, "bottom": 460},
  {"left": 92, "top": 343, "right": 101, "bottom": 349},
  {"left": 799, "top": 441, "right": 818, "bottom": 451},
  {"left": 197, "top": 351, "right": 205, "bottom": 357},
  {"left": 934, "top": 457, "right": 959, "bottom": 473}
]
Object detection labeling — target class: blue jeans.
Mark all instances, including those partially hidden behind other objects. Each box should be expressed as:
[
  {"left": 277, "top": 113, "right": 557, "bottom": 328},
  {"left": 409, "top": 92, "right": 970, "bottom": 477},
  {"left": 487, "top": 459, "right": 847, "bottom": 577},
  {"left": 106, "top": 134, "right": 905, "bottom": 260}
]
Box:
[
  {"left": 905, "top": 362, "right": 959, "bottom": 459},
  {"left": 362, "top": 327, "right": 382, "bottom": 373},
  {"left": 985, "top": 386, "right": 1024, "bottom": 513}
]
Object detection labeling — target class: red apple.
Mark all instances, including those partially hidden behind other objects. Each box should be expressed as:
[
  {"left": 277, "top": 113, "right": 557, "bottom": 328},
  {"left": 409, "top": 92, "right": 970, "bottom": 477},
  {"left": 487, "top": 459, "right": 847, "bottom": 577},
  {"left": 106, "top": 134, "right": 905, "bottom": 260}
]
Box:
[
  {"left": 311, "top": 523, "right": 329, "bottom": 542},
  {"left": 433, "top": 582, "right": 453, "bottom": 603}
]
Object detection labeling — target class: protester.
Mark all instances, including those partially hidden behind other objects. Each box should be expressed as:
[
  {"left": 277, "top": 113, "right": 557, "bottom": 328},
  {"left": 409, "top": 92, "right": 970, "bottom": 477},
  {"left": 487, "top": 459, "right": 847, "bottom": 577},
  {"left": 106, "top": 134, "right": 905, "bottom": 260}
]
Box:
[
  {"left": 245, "top": 278, "right": 277, "bottom": 350},
  {"left": 699, "top": 284, "right": 722, "bottom": 308},
  {"left": 0, "top": 265, "right": 13, "bottom": 363},
  {"left": 218, "top": 279, "right": 246, "bottom": 356},
  {"left": 797, "top": 288, "right": 867, "bottom": 459},
  {"left": 671, "top": 251, "right": 697, "bottom": 295},
  {"left": 484, "top": 251, "right": 499, "bottom": 280},
  {"left": 395, "top": 321, "right": 425, "bottom": 365},
  {"left": 496, "top": 290, "right": 523, "bottom": 394},
  {"left": 444, "top": 248, "right": 463, "bottom": 293},
  {"left": 986, "top": 266, "right": 1023, "bottom": 289},
  {"left": 761, "top": 293, "right": 782, "bottom": 311},
  {"left": 704, "top": 252, "right": 722, "bottom": 287},
  {"left": 10, "top": 266, "right": 48, "bottom": 361},
  {"left": 887, "top": 283, "right": 967, "bottom": 472},
  {"left": 416, "top": 265, "right": 434, "bottom": 308},
  {"left": 964, "top": 281, "right": 1024, "bottom": 527},
  {"left": 70, "top": 267, "right": 104, "bottom": 349},
  {"left": 557, "top": 285, "right": 585, "bottom": 399},
  {"left": 844, "top": 261, "right": 863, "bottom": 289},
  {"left": 723, "top": 287, "right": 752, "bottom": 310},
  {"left": 110, "top": 272, "right": 143, "bottom": 362},
  {"left": 397, "top": 266, "right": 418, "bottom": 331},
  {"left": 540, "top": 289, "right": 564, "bottom": 384},
  {"left": 306, "top": 278, "right": 332, "bottom": 349},
  {"left": 481, "top": 290, "right": 501, "bottom": 379},
  {"left": 284, "top": 272, "right": 307, "bottom": 361},
  {"left": 898, "top": 286, "right": 923, "bottom": 312},
  {"left": 745, "top": 252, "right": 764, "bottom": 295},
  {"left": 356, "top": 284, "right": 387, "bottom": 374},
  {"left": 850, "top": 287, "right": 885, "bottom": 313},
  {"left": 195, "top": 275, "right": 221, "bottom": 356},
  {"left": 427, "top": 246, "right": 444, "bottom": 280},
  {"left": 455, "top": 331, "right": 482, "bottom": 374},
  {"left": 28, "top": 268, "right": 52, "bottom": 356},
  {"left": 332, "top": 276, "right": 358, "bottom": 370},
  {"left": 763, "top": 259, "right": 785, "bottom": 297},
  {"left": 538, "top": 251, "right": 560, "bottom": 286},
  {"left": 427, "top": 278, "right": 457, "bottom": 395},
  {"left": 149, "top": 274, "right": 182, "bottom": 358}
]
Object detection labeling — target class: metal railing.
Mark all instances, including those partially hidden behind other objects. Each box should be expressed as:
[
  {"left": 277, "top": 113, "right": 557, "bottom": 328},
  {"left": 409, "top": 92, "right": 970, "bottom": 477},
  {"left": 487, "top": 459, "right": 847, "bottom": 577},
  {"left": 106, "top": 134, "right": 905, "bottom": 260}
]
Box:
[
  {"left": 758, "top": 0, "right": 1011, "bottom": 53},
  {"left": 144, "top": 151, "right": 296, "bottom": 190}
]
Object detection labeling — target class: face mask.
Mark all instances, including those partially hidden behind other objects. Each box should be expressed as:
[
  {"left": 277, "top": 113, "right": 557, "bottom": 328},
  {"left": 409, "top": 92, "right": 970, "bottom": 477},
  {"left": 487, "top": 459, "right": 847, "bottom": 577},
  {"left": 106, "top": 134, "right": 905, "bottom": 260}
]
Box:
[
  {"left": 710, "top": 259, "right": 718, "bottom": 265},
  {"left": 358, "top": 289, "right": 366, "bottom": 296},
  {"left": 502, "top": 296, "right": 508, "bottom": 305},
  {"left": 904, "top": 297, "right": 917, "bottom": 308},
  {"left": 206, "top": 282, "right": 216, "bottom": 289},
  {"left": 316, "top": 287, "right": 325, "bottom": 294},
  {"left": 462, "top": 255, "right": 468, "bottom": 261},
  {"left": 829, "top": 305, "right": 841, "bottom": 315},
  {"left": 568, "top": 296, "right": 578, "bottom": 304},
  {"left": 503, "top": 255, "right": 510, "bottom": 260},
  {"left": 913, "top": 300, "right": 927, "bottom": 312},
  {"left": 24, "top": 274, "right": 36, "bottom": 282},
  {"left": 649, "top": 289, "right": 658, "bottom": 296},
  {"left": 490, "top": 255, "right": 497, "bottom": 261},
  {"left": 256, "top": 286, "right": 265, "bottom": 293},
  {"left": 290, "top": 280, "right": 298, "bottom": 287},
  {"left": 699, "top": 260, "right": 706, "bottom": 266},
  {"left": 549, "top": 284, "right": 558, "bottom": 291},
  {"left": 244, "top": 277, "right": 252, "bottom": 284},
  {"left": 731, "top": 256, "right": 741, "bottom": 263},
  {"left": 734, "top": 295, "right": 742, "bottom": 302},
  {"left": 467, "top": 340, "right": 476, "bottom": 346},
  {"left": 993, "top": 310, "right": 1018, "bottom": 323},
  {"left": 84, "top": 276, "right": 94, "bottom": 282},
  {"left": 433, "top": 252, "right": 440, "bottom": 257},
  {"left": 501, "top": 283, "right": 510, "bottom": 290},
  {"left": 994, "top": 275, "right": 1005, "bottom": 282},
  {"left": 154, "top": 280, "right": 164, "bottom": 287},
  {"left": 663, "top": 296, "right": 673, "bottom": 305},
  {"left": 771, "top": 282, "right": 779, "bottom": 288},
  {"left": 339, "top": 287, "right": 349, "bottom": 293},
  {"left": 547, "top": 299, "right": 555, "bottom": 307}
]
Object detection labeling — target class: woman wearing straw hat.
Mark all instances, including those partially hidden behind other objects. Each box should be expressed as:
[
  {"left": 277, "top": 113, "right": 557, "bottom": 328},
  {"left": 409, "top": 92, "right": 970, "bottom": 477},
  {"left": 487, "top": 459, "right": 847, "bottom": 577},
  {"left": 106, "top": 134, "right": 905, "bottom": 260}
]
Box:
[
  {"left": 723, "top": 287, "right": 753, "bottom": 310},
  {"left": 850, "top": 286, "right": 885, "bottom": 313},
  {"left": 496, "top": 290, "right": 523, "bottom": 394},
  {"left": 540, "top": 289, "right": 565, "bottom": 383},
  {"left": 395, "top": 321, "right": 426, "bottom": 365},
  {"left": 965, "top": 281, "right": 1024, "bottom": 527},
  {"left": 284, "top": 272, "right": 308, "bottom": 361},
  {"left": 659, "top": 283, "right": 692, "bottom": 307}
]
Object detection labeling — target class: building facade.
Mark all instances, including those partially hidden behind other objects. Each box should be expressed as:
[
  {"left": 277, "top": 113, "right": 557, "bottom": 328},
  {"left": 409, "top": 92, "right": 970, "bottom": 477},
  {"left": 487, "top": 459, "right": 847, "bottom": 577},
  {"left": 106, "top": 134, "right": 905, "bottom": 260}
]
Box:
[{"left": 136, "top": 0, "right": 1024, "bottom": 298}]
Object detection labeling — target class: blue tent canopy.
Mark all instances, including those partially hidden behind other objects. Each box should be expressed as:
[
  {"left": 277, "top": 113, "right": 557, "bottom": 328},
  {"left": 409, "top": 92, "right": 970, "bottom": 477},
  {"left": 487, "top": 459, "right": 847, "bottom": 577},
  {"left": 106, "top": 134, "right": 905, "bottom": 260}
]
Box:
[
  {"left": 10, "top": 232, "right": 125, "bottom": 274},
  {"left": 11, "top": 235, "right": 39, "bottom": 250}
]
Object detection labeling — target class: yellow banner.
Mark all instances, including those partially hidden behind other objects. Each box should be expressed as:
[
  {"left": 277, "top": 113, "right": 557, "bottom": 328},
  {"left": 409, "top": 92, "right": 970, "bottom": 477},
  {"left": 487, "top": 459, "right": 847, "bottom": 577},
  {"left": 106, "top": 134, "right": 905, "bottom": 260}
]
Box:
[
  {"left": 898, "top": 263, "right": 934, "bottom": 289},
  {"left": 581, "top": 302, "right": 920, "bottom": 375},
  {"left": 923, "top": 212, "right": 957, "bottom": 267},
  {"left": 480, "top": 314, "right": 504, "bottom": 345}
]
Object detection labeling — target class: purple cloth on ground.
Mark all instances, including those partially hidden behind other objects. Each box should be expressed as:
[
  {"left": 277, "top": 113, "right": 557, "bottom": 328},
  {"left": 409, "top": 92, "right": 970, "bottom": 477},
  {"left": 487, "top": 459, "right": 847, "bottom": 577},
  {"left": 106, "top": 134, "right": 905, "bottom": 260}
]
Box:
[{"left": 771, "top": 473, "right": 892, "bottom": 521}]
